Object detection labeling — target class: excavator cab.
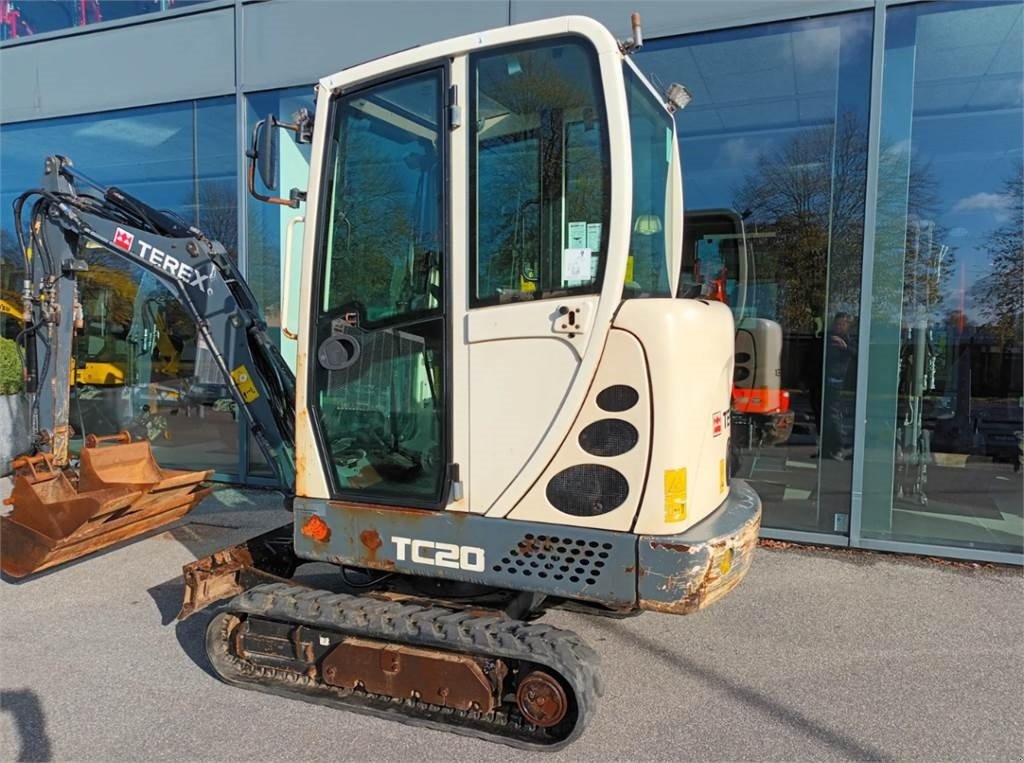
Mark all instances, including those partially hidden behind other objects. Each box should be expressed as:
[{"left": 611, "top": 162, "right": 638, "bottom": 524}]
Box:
[
  {"left": 174, "top": 19, "right": 761, "bottom": 749},
  {"left": 196, "top": 15, "right": 757, "bottom": 610}
]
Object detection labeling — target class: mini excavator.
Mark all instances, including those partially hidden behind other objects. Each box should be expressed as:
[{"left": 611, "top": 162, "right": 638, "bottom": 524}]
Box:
[{"left": 3, "top": 15, "right": 761, "bottom": 750}]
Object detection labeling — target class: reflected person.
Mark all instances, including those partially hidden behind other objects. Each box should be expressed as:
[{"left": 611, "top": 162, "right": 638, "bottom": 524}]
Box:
[{"left": 821, "top": 312, "right": 855, "bottom": 460}]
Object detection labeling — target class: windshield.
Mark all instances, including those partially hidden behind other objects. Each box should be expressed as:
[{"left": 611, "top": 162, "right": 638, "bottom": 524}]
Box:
[{"left": 623, "top": 65, "right": 674, "bottom": 299}]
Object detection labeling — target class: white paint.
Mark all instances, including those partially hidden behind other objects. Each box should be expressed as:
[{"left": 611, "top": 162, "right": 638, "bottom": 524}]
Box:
[{"left": 392, "top": 536, "right": 486, "bottom": 571}]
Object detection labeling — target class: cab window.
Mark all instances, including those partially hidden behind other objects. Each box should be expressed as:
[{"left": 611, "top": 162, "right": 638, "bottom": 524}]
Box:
[
  {"left": 623, "top": 65, "right": 674, "bottom": 299},
  {"left": 470, "top": 37, "right": 611, "bottom": 306}
]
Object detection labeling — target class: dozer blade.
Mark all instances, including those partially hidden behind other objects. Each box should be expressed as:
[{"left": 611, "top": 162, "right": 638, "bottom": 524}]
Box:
[
  {"left": 178, "top": 523, "right": 298, "bottom": 620},
  {"left": 1, "top": 434, "right": 212, "bottom": 578}
]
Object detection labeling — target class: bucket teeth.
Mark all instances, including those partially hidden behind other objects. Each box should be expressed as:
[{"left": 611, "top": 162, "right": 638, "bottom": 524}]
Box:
[{"left": 1, "top": 437, "right": 212, "bottom": 578}]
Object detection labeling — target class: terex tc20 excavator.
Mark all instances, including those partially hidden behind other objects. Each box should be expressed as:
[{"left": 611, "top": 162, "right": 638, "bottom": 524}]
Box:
[{"left": 4, "top": 15, "right": 761, "bottom": 750}]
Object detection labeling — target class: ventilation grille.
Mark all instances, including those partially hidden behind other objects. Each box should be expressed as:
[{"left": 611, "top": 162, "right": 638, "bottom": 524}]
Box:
[
  {"left": 596, "top": 385, "right": 639, "bottom": 412},
  {"left": 491, "top": 533, "right": 614, "bottom": 586},
  {"left": 546, "top": 464, "right": 629, "bottom": 516},
  {"left": 579, "top": 419, "right": 638, "bottom": 457}
]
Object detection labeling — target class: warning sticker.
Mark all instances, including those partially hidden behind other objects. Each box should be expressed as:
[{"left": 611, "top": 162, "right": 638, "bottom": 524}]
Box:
[
  {"left": 664, "top": 467, "right": 687, "bottom": 523},
  {"left": 231, "top": 364, "right": 260, "bottom": 403}
]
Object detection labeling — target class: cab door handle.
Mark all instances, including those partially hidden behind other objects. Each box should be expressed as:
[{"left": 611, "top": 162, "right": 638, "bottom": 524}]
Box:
[{"left": 281, "top": 215, "right": 305, "bottom": 340}]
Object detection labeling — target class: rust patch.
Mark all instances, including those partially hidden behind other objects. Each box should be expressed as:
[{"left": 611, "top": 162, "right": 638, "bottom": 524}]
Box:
[
  {"left": 359, "top": 528, "right": 383, "bottom": 563},
  {"left": 327, "top": 500, "right": 432, "bottom": 517},
  {"left": 321, "top": 637, "right": 503, "bottom": 713},
  {"left": 639, "top": 509, "right": 761, "bottom": 616},
  {"left": 360, "top": 529, "right": 382, "bottom": 550},
  {"left": 516, "top": 671, "right": 568, "bottom": 728}
]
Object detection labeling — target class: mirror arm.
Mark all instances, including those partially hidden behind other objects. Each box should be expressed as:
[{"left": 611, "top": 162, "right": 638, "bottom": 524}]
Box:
[
  {"left": 246, "top": 157, "right": 301, "bottom": 208},
  {"left": 246, "top": 110, "right": 313, "bottom": 206}
]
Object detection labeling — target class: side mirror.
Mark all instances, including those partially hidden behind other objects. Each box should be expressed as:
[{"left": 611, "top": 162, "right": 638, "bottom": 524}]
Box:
[
  {"left": 247, "top": 115, "right": 302, "bottom": 208},
  {"left": 257, "top": 115, "right": 279, "bottom": 191}
]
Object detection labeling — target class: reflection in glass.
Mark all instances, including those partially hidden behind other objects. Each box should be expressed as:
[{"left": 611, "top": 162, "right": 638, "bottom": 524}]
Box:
[
  {"left": 639, "top": 11, "right": 873, "bottom": 534},
  {"left": 863, "top": 0, "right": 1023, "bottom": 554},
  {"left": 245, "top": 87, "right": 314, "bottom": 476},
  {"left": 0, "top": 97, "right": 239, "bottom": 474},
  {"left": 0, "top": 1, "right": 211, "bottom": 41}
]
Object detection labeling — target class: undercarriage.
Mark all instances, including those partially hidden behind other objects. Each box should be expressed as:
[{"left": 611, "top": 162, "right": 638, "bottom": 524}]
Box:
[{"left": 206, "top": 583, "right": 600, "bottom": 750}]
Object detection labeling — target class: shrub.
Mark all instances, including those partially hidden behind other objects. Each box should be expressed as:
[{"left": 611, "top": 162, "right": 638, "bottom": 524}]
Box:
[{"left": 0, "top": 337, "right": 23, "bottom": 395}]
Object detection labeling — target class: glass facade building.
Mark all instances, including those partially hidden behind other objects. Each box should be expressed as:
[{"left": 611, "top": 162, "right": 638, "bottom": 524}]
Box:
[{"left": 1, "top": 0, "right": 1020, "bottom": 563}]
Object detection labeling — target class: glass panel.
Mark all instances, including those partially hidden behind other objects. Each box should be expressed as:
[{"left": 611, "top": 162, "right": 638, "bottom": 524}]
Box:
[
  {"left": 862, "top": 0, "right": 1023, "bottom": 554},
  {"left": 244, "top": 87, "right": 314, "bottom": 477},
  {"left": 639, "top": 11, "right": 873, "bottom": 534},
  {"left": 470, "top": 37, "right": 611, "bottom": 306},
  {"left": 624, "top": 65, "right": 673, "bottom": 299},
  {"left": 0, "top": 97, "right": 240, "bottom": 475},
  {"left": 1, "top": 1, "right": 212, "bottom": 40},
  {"left": 313, "top": 69, "right": 447, "bottom": 503}
]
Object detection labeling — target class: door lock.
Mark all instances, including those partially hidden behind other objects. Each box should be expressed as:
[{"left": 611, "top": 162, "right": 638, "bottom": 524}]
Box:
[{"left": 552, "top": 303, "right": 590, "bottom": 336}]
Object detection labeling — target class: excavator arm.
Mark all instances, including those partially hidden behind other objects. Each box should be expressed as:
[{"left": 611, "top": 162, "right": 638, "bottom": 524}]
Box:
[
  {"left": 1, "top": 155, "right": 296, "bottom": 577},
  {"left": 14, "top": 155, "right": 296, "bottom": 489}
]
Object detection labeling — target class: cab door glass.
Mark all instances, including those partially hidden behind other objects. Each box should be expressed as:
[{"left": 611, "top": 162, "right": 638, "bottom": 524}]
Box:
[
  {"left": 470, "top": 37, "right": 611, "bottom": 306},
  {"left": 313, "top": 69, "right": 447, "bottom": 504}
]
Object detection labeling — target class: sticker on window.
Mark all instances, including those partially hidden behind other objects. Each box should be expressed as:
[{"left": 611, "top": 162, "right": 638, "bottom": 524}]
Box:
[
  {"left": 562, "top": 247, "right": 592, "bottom": 285},
  {"left": 568, "top": 221, "right": 587, "bottom": 249}
]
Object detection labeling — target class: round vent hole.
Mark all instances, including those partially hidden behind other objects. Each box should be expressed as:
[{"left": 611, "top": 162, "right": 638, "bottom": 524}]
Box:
[{"left": 596, "top": 385, "right": 639, "bottom": 412}]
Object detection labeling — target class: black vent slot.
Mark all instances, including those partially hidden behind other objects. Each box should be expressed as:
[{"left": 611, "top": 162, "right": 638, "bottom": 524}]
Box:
[
  {"left": 546, "top": 465, "right": 628, "bottom": 516},
  {"left": 595, "top": 385, "right": 638, "bottom": 412},
  {"left": 491, "top": 533, "right": 614, "bottom": 586},
  {"left": 578, "top": 419, "right": 638, "bottom": 457}
]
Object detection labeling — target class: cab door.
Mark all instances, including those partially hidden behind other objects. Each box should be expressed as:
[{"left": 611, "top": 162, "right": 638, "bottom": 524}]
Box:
[
  {"left": 465, "top": 37, "right": 615, "bottom": 514},
  {"left": 306, "top": 67, "right": 450, "bottom": 508}
]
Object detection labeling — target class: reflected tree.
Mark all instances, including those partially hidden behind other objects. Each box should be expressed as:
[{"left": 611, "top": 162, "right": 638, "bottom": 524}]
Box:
[
  {"left": 734, "top": 111, "right": 868, "bottom": 331},
  {"left": 975, "top": 172, "right": 1024, "bottom": 343},
  {"left": 194, "top": 180, "right": 239, "bottom": 257}
]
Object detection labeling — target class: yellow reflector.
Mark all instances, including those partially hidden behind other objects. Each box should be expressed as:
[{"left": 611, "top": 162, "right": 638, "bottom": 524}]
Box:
[
  {"left": 720, "top": 458, "right": 727, "bottom": 492},
  {"left": 664, "top": 467, "right": 687, "bottom": 523},
  {"left": 720, "top": 547, "right": 733, "bottom": 575}
]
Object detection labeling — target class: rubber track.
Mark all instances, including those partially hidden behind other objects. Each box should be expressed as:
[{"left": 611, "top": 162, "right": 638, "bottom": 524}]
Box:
[{"left": 206, "top": 583, "right": 602, "bottom": 751}]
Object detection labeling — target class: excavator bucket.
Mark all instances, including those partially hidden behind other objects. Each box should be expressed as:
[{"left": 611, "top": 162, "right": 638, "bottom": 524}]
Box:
[{"left": 1, "top": 433, "right": 212, "bottom": 578}]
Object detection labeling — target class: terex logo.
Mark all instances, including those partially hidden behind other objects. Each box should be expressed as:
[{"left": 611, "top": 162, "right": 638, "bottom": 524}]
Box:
[
  {"left": 112, "top": 228, "right": 216, "bottom": 295},
  {"left": 392, "top": 536, "right": 485, "bottom": 572},
  {"left": 113, "top": 227, "right": 135, "bottom": 251}
]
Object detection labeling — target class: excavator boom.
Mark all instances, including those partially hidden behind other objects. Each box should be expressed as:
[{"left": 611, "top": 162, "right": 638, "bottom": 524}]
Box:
[{"left": 2, "top": 155, "right": 296, "bottom": 577}]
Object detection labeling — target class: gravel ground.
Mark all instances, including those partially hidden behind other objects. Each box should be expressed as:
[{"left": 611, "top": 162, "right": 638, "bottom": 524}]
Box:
[{"left": 2, "top": 486, "right": 1022, "bottom": 762}]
